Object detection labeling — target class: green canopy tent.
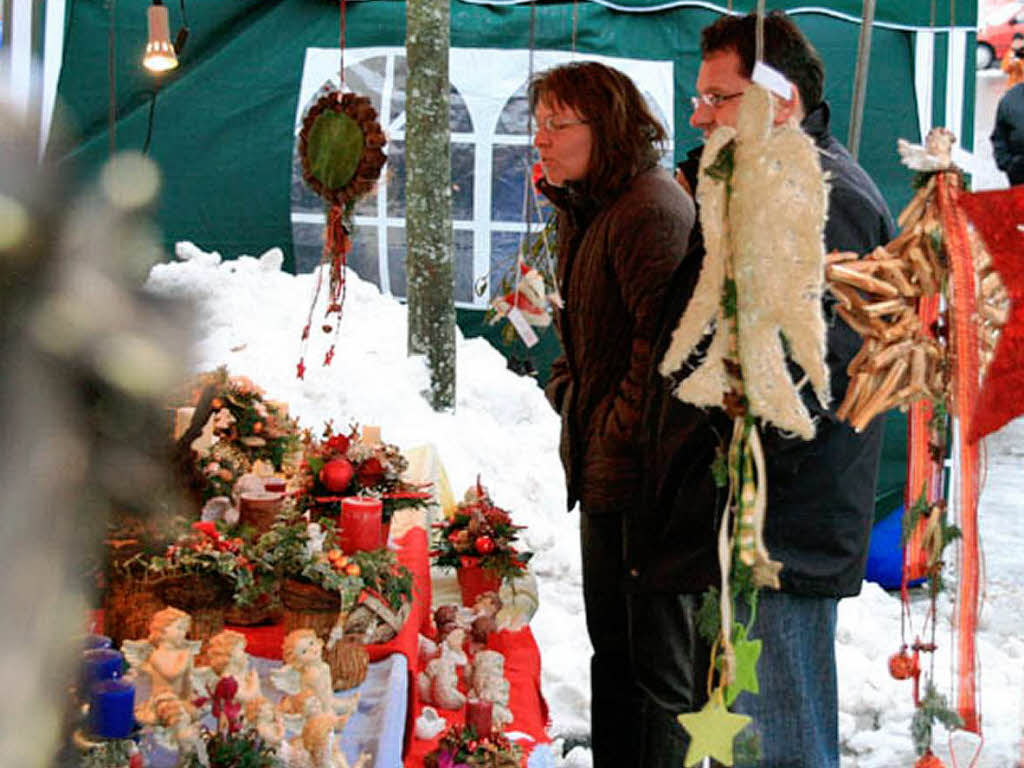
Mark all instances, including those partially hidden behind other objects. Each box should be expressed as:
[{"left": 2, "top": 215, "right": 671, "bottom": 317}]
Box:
[{"left": 49, "top": 0, "right": 976, "bottom": 538}]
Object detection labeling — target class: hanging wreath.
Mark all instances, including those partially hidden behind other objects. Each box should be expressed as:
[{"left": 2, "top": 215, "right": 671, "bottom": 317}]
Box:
[
  {"left": 298, "top": 86, "right": 387, "bottom": 210},
  {"left": 296, "top": 84, "right": 387, "bottom": 379}
]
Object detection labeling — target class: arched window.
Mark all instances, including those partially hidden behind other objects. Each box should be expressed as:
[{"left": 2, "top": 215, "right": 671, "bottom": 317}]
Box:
[{"left": 291, "top": 48, "right": 674, "bottom": 309}]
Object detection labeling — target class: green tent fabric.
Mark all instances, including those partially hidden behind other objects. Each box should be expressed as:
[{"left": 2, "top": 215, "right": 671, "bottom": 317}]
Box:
[
  {"left": 53, "top": 0, "right": 973, "bottom": 518},
  {"left": 52, "top": 0, "right": 975, "bottom": 268}
]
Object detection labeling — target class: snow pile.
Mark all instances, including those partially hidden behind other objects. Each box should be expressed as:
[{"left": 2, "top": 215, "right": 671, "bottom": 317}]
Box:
[{"left": 146, "top": 243, "right": 1023, "bottom": 766}]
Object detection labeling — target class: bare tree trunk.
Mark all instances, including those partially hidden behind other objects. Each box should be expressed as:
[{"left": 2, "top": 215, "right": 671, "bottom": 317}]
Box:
[{"left": 405, "top": 0, "right": 455, "bottom": 411}]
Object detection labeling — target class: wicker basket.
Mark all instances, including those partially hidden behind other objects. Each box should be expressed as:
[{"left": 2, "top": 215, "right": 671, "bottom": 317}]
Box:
[
  {"left": 103, "top": 572, "right": 165, "bottom": 646},
  {"left": 328, "top": 640, "right": 370, "bottom": 691},
  {"left": 153, "top": 573, "right": 234, "bottom": 643},
  {"left": 280, "top": 578, "right": 364, "bottom": 684}
]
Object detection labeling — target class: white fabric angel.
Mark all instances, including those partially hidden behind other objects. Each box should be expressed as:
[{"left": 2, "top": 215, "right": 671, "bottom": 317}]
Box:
[{"left": 660, "top": 83, "right": 830, "bottom": 439}]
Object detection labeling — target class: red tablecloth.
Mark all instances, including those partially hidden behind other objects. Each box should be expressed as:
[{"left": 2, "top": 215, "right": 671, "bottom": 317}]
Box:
[{"left": 403, "top": 627, "right": 550, "bottom": 766}]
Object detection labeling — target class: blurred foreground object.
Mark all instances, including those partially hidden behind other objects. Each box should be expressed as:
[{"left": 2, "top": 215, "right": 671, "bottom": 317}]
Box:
[{"left": 0, "top": 103, "right": 190, "bottom": 765}]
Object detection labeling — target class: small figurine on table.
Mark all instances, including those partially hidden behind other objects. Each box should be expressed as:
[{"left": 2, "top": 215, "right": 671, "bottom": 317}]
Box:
[
  {"left": 244, "top": 696, "right": 285, "bottom": 748},
  {"left": 282, "top": 712, "right": 371, "bottom": 768},
  {"left": 468, "top": 650, "right": 513, "bottom": 729},
  {"left": 273, "top": 629, "right": 355, "bottom": 729},
  {"left": 123, "top": 607, "right": 205, "bottom": 755},
  {"left": 123, "top": 607, "right": 202, "bottom": 727},
  {"left": 195, "top": 629, "right": 262, "bottom": 705}
]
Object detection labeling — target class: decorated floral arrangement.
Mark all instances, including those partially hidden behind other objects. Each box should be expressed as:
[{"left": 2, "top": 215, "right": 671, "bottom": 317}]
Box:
[
  {"left": 183, "top": 676, "right": 281, "bottom": 768},
  {"left": 121, "top": 521, "right": 269, "bottom": 605},
  {"left": 424, "top": 724, "right": 522, "bottom": 768},
  {"left": 255, "top": 515, "right": 413, "bottom": 613},
  {"left": 431, "top": 481, "right": 532, "bottom": 584},
  {"left": 181, "top": 368, "right": 300, "bottom": 500},
  {"left": 297, "top": 422, "right": 430, "bottom": 524}
]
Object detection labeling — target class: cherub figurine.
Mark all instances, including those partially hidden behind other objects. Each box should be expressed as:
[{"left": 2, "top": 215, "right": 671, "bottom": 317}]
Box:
[
  {"left": 194, "top": 629, "right": 262, "bottom": 705},
  {"left": 123, "top": 607, "right": 202, "bottom": 728},
  {"left": 437, "top": 623, "right": 467, "bottom": 667},
  {"left": 416, "top": 651, "right": 465, "bottom": 711},
  {"left": 244, "top": 696, "right": 285, "bottom": 748},
  {"left": 272, "top": 629, "right": 352, "bottom": 728},
  {"left": 468, "top": 650, "right": 513, "bottom": 729},
  {"left": 282, "top": 712, "right": 371, "bottom": 768}
]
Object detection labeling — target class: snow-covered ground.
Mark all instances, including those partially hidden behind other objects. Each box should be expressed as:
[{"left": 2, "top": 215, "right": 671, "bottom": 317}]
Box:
[{"left": 146, "top": 244, "right": 1023, "bottom": 767}]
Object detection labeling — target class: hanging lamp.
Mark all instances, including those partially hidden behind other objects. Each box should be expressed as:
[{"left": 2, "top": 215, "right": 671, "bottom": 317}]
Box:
[{"left": 143, "top": 0, "right": 178, "bottom": 73}]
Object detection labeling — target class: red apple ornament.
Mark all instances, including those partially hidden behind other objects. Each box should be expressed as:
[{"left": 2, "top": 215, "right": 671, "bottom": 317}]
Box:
[{"left": 320, "top": 458, "right": 355, "bottom": 492}]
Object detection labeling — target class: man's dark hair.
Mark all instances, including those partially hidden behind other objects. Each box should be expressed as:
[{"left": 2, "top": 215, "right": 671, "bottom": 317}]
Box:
[
  {"left": 701, "top": 11, "right": 825, "bottom": 113},
  {"left": 528, "top": 61, "right": 666, "bottom": 200}
]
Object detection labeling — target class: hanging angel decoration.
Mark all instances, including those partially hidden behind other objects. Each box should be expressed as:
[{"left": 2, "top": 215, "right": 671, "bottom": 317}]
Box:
[{"left": 660, "top": 83, "right": 830, "bottom": 767}]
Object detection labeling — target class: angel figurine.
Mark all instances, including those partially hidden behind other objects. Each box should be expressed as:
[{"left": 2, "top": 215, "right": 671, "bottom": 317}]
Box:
[
  {"left": 244, "top": 696, "right": 285, "bottom": 748},
  {"left": 281, "top": 712, "right": 371, "bottom": 768},
  {"left": 123, "top": 607, "right": 202, "bottom": 728},
  {"left": 467, "top": 650, "right": 513, "bottom": 729},
  {"left": 123, "top": 607, "right": 205, "bottom": 756},
  {"left": 194, "top": 629, "right": 262, "bottom": 705},
  {"left": 272, "top": 629, "right": 354, "bottom": 730}
]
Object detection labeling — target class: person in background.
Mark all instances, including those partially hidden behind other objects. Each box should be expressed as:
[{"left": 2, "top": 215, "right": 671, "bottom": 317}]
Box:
[
  {"left": 530, "top": 60, "right": 695, "bottom": 767},
  {"left": 992, "top": 76, "right": 1024, "bottom": 185},
  {"left": 629, "top": 12, "right": 895, "bottom": 767},
  {"left": 1001, "top": 33, "right": 1024, "bottom": 90}
]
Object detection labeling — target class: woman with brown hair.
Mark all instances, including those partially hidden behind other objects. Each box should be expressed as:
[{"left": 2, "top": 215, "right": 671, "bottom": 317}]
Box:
[{"left": 530, "top": 61, "right": 695, "bottom": 766}]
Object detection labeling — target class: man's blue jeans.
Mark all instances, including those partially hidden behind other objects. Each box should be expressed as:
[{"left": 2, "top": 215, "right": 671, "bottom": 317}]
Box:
[{"left": 733, "top": 591, "right": 840, "bottom": 768}]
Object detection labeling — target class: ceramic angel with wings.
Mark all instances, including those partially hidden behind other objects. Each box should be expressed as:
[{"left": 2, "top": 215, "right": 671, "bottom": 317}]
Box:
[
  {"left": 123, "top": 607, "right": 203, "bottom": 727},
  {"left": 193, "top": 629, "right": 262, "bottom": 708}
]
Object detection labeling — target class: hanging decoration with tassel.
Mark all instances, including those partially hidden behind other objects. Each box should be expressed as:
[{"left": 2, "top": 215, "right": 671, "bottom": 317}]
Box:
[{"left": 295, "top": 0, "right": 387, "bottom": 379}]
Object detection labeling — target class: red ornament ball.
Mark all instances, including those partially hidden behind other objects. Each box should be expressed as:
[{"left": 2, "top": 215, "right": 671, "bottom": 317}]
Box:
[
  {"left": 320, "top": 458, "right": 355, "bottom": 492},
  {"left": 914, "top": 749, "right": 945, "bottom": 768},
  {"left": 888, "top": 650, "right": 919, "bottom": 680},
  {"left": 475, "top": 535, "right": 496, "bottom": 555}
]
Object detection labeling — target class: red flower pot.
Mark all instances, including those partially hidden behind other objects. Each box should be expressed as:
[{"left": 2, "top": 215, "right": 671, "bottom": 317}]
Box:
[{"left": 456, "top": 564, "right": 502, "bottom": 607}]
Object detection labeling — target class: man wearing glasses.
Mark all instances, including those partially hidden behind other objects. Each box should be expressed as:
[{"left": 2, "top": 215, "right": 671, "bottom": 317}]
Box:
[{"left": 629, "top": 11, "right": 895, "bottom": 767}]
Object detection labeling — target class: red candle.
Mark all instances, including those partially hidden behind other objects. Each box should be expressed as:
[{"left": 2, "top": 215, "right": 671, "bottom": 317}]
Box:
[
  {"left": 466, "top": 698, "right": 493, "bottom": 738},
  {"left": 340, "top": 496, "right": 383, "bottom": 553}
]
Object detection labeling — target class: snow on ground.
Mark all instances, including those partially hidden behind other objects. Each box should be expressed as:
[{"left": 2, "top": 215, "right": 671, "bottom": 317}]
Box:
[{"left": 146, "top": 243, "right": 1023, "bottom": 767}]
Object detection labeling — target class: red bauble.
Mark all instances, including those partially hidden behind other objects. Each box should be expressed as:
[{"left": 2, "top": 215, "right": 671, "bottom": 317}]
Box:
[
  {"left": 356, "top": 456, "right": 386, "bottom": 487},
  {"left": 475, "top": 535, "right": 496, "bottom": 554},
  {"left": 888, "top": 650, "right": 919, "bottom": 680},
  {"left": 915, "top": 749, "right": 945, "bottom": 768},
  {"left": 320, "top": 458, "right": 355, "bottom": 492}
]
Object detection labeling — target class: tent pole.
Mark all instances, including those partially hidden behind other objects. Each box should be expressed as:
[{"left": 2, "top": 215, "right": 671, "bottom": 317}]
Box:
[{"left": 847, "top": 0, "right": 876, "bottom": 160}]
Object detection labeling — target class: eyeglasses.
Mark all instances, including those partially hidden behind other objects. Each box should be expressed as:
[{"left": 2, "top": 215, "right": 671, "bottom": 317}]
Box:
[
  {"left": 689, "top": 91, "right": 745, "bottom": 111},
  {"left": 535, "top": 116, "right": 590, "bottom": 133}
]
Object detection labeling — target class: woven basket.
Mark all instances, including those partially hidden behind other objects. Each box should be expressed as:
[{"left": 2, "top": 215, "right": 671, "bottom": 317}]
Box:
[
  {"left": 103, "top": 573, "right": 165, "bottom": 646},
  {"left": 154, "top": 572, "right": 234, "bottom": 612},
  {"left": 280, "top": 579, "right": 365, "bottom": 684},
  {"left": 327, "top": 640, "right": 370, "bottom": 691},
  {"left": 280, "top": 578, "right": 341, "bottom": 613}
]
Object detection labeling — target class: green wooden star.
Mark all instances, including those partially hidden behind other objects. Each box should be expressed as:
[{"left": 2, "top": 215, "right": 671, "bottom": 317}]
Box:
[
  {"left": 677, "top": 693, "right": 753, "bottom": 767},
  {"left": 725, "top": 622, "right": 762, "bottom": 706}
]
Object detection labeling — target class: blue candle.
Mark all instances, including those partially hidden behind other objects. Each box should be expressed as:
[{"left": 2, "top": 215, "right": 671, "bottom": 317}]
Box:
[
  {"left": 89, "top": 679, "right": 135, "bottom": 739},
  {"left": 82, "top": 649, "right": 123, "bottom": 689},
  {"left": 83, "top": 634, "right": 112, "bottom": 650}
]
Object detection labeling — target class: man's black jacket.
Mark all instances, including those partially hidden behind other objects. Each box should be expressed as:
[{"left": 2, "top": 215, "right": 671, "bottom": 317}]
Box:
[{"left": 626, "top": 103, "right": 896, "bottom": 598}]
